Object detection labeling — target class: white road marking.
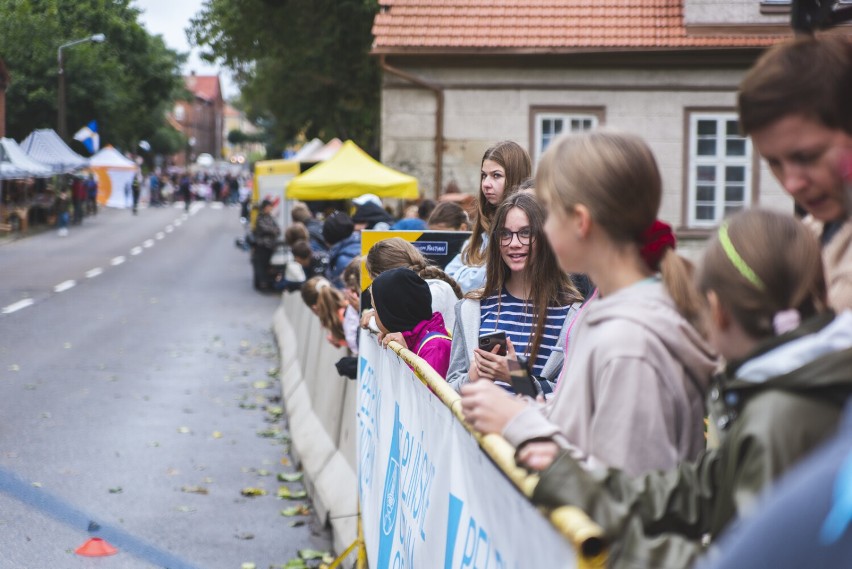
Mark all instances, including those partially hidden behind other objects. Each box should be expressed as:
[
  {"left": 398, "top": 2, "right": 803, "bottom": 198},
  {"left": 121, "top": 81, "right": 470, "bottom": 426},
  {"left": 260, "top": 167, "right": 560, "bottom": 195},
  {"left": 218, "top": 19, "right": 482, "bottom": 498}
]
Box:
[
  {"left": 211, "top": 202, "right": 223, "bottom": 210},
  {"left": 143, "top": 239, "right": 154, "bottom": 248},
  {"left": 2, "top": 298, "right": 34, "bottom": 314},
  {"left": 111, "top": 256, "right": 126, "bottom": 266},
  {"left": 155, "top": 232, "right": 165, "bottom": 240},
  {"left": 130, "top": 246, "right": 143, "bottom": 256},
  {"left": 54, "top": 280, "right": 76, "bottom": 293},
  {"left": 174, "top": 219, "right": 182, "bottom": 227},
  {"left": 165, "top": 225, "right": 174, "bottom": 233},
  {"left": 86, "top": 268, "right": 103, "bottom": 279}
]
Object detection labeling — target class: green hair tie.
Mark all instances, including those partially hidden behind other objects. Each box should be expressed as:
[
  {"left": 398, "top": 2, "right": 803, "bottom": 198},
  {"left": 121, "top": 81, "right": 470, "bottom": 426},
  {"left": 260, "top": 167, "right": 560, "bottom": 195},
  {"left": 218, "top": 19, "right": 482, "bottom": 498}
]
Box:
[{"left": 718, "top": 221, "right": 765, "bottom": 291}]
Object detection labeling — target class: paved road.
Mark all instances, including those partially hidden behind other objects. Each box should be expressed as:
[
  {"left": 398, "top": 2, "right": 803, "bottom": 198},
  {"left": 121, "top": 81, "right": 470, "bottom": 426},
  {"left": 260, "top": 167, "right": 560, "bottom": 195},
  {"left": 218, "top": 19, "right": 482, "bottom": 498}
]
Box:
[{"left": 0, "top": 204, "right": 331, "bottom": 568}]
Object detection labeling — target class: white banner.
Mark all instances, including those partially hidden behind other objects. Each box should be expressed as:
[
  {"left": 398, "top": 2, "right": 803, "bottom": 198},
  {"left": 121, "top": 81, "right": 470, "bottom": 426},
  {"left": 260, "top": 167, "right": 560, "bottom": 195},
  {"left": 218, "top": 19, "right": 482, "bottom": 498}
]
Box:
[{"left": 358, "top": 332, "right": 577, "bottom": 569}]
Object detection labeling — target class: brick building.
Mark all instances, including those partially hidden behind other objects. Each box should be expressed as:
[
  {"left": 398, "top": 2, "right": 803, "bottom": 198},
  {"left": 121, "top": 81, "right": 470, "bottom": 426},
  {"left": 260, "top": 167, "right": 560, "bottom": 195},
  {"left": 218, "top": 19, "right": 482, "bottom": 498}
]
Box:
[{"left": 170, "top": 73, "right": 224, "bottom": 167}]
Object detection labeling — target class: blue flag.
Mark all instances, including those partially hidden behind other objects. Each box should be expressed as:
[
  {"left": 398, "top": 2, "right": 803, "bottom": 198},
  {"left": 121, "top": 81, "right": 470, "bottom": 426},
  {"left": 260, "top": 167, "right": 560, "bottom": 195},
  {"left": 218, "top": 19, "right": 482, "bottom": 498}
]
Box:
[{"left": 73, "top": 121, "right": 100, "bottom": 154}]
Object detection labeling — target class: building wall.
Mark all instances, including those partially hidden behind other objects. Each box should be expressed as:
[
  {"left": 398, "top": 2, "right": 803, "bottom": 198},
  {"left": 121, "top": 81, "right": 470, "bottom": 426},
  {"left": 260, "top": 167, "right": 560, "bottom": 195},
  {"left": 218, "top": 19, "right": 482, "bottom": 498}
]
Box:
[{"left": 380, "top": 64, "right": 792, "bottom": 255}]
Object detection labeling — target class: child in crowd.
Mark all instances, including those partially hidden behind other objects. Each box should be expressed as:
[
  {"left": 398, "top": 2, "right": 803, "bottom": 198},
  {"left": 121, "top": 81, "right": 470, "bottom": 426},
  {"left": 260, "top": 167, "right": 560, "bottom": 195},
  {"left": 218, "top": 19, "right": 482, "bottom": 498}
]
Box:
[
  {"left": 291, "top": 202, "right": 328, "bottom": 253},
  {"left": 276, "top": 239, "right": 329, "bottom": 292},
  {"left": 427, "top": 202, "right": 470, "bottom": 231},
  {"left": 284, "top": 222, "right": 310, "bottom": 247},
  {"left": 323, "top": 211, "right": 361, "bottom": 289},
  {"left": 524, "top": 208, "right": 852, "bottom": 569},
  {"left": 445, "top": 141, "right": 532, "bottom": 293},
  {"left": 460, "top": 131, "right": 716, "bottom": 476},
  {"left": 312, "top": 278, "right": 348, "bottom": 349},
  {"left": 341, "top": 257, "right": 362, "bottom": 354},
  {"left": 371, "top": 267, "right": 452, "bottom": 378},
  {"left": 364, "top": 237, "right": 462, "bottom": 330},
  {"left": 447, "top": 192, "right": 583, "bottom": 396}
]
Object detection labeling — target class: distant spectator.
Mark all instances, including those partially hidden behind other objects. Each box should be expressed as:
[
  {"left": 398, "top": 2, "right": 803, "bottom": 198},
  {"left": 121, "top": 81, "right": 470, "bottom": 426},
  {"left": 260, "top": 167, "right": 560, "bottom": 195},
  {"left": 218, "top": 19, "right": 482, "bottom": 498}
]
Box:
[
  {"left": 371, "top": 267, "right": 452, "bottom": 378},
  {"left": 55, "top": 189, "right": 70, "bottom": 237},
  {"left": 251, "top": 199, "right": 281, "bottom": 291},
  {"left": 341, "top": 256, "right": 363, "bottom": 354},
  {"left": 352, "top": 201, "right": 395, "bottom": 231},
  {"left": 392, "top": 199, "right": 436, "bottom": 231},
  {"left": 323, "top": 211, "right": 361, "bottom": 289},
  {"left": 71, "top": 175, "right": 86, "bottom": 225},
  {"left": 427, "top": 202, "right": 470, "bottom": 231},
  {"left": 86, "top": 173, "right": 99, "bottom": 215},
  {"left": 275, "top": 239, "right": 327, "bottom": 293},
  {"left": 284, "top": 222, "right": 310, "bottom": 247},
  {"left": 291, "top": 202, "right": 328, "bottom": 253}
]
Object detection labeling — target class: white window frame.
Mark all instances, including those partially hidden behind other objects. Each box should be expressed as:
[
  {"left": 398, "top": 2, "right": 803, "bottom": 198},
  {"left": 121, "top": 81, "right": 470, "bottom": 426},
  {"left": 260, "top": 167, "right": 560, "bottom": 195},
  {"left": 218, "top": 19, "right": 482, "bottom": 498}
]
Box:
[
  {"left": 174, "top": 104, "right": 185, "bottom": 122},
  {"left": 533, "top": 113, "right": 598, "bottom": 163},
  {"left": 687, "top": 113, "right": 753, "bottom": 228}
]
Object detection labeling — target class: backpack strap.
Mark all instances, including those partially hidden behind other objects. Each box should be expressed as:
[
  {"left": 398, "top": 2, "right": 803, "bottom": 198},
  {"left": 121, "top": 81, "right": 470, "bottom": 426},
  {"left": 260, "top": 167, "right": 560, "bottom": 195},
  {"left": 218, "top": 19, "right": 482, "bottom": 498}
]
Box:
[{"left": 416, "top": 331, "right": 451, "bottom": 356}]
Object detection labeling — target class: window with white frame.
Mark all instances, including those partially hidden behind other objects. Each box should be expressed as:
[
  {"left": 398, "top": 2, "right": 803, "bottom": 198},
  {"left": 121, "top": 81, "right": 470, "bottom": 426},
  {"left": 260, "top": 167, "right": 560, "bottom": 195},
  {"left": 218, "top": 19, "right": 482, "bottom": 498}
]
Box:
[
  {"left": 687, "top": 114, "right": 752, "bottom": 228},
  {"left": 534, "top": 113, "right": 598, "bottom": 163}
]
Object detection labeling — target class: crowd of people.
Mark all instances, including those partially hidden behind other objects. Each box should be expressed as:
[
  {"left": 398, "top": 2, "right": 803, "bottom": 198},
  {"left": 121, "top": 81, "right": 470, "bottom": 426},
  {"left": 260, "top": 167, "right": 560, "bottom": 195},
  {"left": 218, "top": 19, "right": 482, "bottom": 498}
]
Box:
[{"left": 274, "top": 34, "right": 851, "bottom": 567}]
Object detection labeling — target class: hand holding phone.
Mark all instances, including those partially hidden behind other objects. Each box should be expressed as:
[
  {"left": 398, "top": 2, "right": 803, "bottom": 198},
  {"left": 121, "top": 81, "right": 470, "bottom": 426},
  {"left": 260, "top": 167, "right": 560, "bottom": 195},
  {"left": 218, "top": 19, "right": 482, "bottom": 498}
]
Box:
[{"left": 478, "top": 331, "right": 507, "bottom": 356}]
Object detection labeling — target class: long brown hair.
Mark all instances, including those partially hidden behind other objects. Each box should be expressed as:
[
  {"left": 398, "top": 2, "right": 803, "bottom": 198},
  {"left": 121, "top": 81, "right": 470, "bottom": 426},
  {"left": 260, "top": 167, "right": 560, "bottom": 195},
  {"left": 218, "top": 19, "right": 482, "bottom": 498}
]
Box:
[
  {"left": 366, "top": 237, "right": 463, "bottom": 299},
  {"left": 536, "top": 130, "right": 706, "bottom": 332},
  {"left": 463, "top": 141, "right": 532, "bottom": 267},
  {"left": 470, "top": 192, "right": 581, "bottom": 365},
  {"left": 698, "top": 209, "right": 827, "bottom": 338}
]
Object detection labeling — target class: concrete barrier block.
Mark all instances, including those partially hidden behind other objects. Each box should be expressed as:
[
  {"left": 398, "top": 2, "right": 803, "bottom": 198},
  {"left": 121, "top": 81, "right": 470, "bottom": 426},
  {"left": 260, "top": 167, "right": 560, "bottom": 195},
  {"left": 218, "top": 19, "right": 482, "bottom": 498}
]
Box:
[
  {"left": 313, "top": 451, "right": 358, "bottom": 552},
  {"left": 337, "top": 379, "right": 358, "bottom": 471}
]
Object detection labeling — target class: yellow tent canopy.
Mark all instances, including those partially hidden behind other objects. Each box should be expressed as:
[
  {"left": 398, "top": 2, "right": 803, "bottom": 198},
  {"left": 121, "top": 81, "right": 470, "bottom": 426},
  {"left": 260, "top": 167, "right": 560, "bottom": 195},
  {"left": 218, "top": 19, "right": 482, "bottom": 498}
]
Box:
[{"left": 286, "top": 140, "right": 418, "bottom": 200}]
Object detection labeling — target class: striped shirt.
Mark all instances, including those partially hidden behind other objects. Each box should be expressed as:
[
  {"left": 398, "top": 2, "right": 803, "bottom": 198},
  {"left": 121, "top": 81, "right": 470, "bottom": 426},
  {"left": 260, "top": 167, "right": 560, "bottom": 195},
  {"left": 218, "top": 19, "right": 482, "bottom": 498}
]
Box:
[{"left": 479, "top": 289, "right": 571, "bottom": 375}]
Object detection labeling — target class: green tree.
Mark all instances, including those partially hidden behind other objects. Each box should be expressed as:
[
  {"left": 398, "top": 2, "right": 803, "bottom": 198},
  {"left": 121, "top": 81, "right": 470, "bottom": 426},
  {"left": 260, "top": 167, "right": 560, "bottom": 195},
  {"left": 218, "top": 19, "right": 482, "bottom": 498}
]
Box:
[
  {"left": 189, "top": 0, "right": 380, "bottom": 155},
  {"left": 0, "top": 0, "right": 185, "bottom": 153}
]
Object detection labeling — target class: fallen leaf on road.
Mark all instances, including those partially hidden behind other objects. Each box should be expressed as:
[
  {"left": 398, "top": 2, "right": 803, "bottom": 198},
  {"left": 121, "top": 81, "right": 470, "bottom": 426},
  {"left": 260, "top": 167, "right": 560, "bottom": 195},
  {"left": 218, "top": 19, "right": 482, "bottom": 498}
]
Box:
[
  {"left": 289, "top": 520, "right": 305, "bottom": 527},
  {"left": 181, "top": 485, "right": 208, "bottom": 495},
  {"left": 277, "top": 472, "right": 303, "bottom": 483},
  {"left": 234, "top": 532, "right": 254, "bottom": 540},
  {"left": 252, "top": 380, "right": 270, "bottom": 389},
  {"left": 280, "top": 505, "right": 310, "bottom": 517},
  {"left": 240, "top": 487, "right": 267, "bottom": 497},
  {"left": 241, "top": 562, "right": 256, "bottom": 569},
  {"left": 148, "top": 441, "right": 160, "bottom": 447},
  {"left": 277, "top": 486, "right": 307, "bottom": 500},
  {"left": 257, "top": 469, "right": 271, "bottom": 476},
  {"left": 212, "top": 431, "right": 223, "bottom": 439},
  {"left": 8, "top": 364, "right": 19, "bottom": 371},
  {"left": 176, "top": 505, "right": 196, "bottom": 513},
  {"left": 108, "top": 487, "right": 123, "bottom": 494},
  {"left": 299, "top": 549, "right": 333, "bottom": 562},
  {"left": 32, "top": 482, "right": 42, "bottom": 488},
  {"left": 280, "top": 559, "right": 307, "bottom": 569},
  {"left": 177, "top": 426, "right": 192, "bottom": 434},
  {"left": 267, "top": 367, "right": 280, "bottom": 377}
]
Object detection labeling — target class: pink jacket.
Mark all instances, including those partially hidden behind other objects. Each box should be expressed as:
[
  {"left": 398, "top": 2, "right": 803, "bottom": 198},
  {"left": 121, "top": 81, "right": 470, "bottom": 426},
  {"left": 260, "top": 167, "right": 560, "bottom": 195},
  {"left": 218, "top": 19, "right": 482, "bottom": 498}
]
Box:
[{"left": 403, "top": 312, "right": 452, "bottom": 379}]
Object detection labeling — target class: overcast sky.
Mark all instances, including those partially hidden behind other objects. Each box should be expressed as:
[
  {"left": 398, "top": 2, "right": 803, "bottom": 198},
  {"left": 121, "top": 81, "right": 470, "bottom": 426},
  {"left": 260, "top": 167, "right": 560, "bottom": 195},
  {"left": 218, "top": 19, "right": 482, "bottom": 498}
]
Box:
[{"left": 133, "top": 0, "right": 237, "bottom": 98}]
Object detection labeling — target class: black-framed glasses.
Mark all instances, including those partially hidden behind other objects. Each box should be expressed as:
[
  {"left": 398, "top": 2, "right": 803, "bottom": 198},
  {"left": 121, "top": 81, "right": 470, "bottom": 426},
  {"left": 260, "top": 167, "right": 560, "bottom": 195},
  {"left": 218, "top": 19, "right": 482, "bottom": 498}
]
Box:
[{"left": 498, "top": 227, "right": 533, "bottom": 246}]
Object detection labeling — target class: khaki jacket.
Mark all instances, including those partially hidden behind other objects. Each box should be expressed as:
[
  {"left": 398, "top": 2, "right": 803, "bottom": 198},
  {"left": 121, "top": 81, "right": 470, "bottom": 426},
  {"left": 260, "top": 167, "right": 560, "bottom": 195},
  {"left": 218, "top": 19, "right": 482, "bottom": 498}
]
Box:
[
  {"left": 532, "top": 312, "right": 852, "bottom": 569},
  {"left": 804, "top": 216, "right": 852, "bottom": 311}
]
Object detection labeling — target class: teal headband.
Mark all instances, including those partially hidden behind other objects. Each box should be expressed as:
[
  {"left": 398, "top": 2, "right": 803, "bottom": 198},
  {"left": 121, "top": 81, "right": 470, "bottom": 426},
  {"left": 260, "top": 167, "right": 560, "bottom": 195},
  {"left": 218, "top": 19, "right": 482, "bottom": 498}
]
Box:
[{"left": 718, "top": 222, "right": 766, "bottom": 291}]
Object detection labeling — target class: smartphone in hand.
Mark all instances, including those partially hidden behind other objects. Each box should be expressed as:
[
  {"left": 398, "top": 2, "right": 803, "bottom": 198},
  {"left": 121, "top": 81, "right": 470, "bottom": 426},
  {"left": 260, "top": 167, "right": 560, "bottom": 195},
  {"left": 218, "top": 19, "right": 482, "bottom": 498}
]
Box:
[{"left": 478, "top": 331, "right": 507, "bottom": 356}]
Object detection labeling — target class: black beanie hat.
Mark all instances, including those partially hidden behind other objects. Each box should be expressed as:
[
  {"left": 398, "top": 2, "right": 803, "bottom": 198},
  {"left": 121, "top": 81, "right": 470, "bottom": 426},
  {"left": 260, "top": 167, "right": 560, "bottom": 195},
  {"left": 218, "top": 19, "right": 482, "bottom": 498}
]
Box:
[
  {"left": 371, "top": 268, "right": 432, "bottom": 333},
  {"left": 322, "top": 212, "right": 355, "bottom": 245}
]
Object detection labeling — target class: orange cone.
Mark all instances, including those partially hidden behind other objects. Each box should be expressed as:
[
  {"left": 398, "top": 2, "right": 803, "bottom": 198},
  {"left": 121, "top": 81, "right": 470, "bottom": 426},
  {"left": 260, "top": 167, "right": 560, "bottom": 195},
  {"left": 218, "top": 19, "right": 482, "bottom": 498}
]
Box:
[{"left": 75, "top": 537, "right": 118, "bottom": 557}]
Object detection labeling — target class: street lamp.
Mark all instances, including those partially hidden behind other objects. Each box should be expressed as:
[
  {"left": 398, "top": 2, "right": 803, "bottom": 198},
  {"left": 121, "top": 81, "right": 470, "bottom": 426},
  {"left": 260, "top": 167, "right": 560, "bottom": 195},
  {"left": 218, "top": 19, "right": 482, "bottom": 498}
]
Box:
[{"left": 57, "top": 33, "right": 106, "bottom": 139}]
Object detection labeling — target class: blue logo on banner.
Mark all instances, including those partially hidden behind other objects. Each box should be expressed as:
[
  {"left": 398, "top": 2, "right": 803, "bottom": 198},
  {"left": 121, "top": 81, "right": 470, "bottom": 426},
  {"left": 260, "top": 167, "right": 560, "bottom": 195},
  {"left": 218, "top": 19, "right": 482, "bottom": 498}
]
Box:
[
  {"left": 377, "top": 404, "right": 402, "bottom": 568},
  {"left": 413, "top": 241, "right": 448, "bottom": 256}
]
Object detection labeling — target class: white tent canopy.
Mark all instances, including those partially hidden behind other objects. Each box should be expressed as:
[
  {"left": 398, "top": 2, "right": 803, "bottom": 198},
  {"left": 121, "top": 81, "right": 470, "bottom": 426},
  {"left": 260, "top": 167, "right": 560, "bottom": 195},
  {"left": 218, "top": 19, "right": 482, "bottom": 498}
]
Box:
[
  {"left": 0, "top": 138, "right": 53, "bottom": 180},
  {"left": 89, "top": 146, "right": 138, "bottom": 208},
  {"left": 20, "top": 129, "right": 89, "bottom": 173},
  {"left": 291, "top": 138, "right": 324, "bottom": 161}
]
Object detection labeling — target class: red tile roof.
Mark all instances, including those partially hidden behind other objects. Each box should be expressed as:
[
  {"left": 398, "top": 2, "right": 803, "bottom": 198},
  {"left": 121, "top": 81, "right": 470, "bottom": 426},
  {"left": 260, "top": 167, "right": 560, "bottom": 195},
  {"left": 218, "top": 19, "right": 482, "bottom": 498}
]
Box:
[
  {"left": 372, "top": 0, "right": 789, "bottom": 52},
  {"left": 184, "top": 74, "right": 222, "bottom": 102}
]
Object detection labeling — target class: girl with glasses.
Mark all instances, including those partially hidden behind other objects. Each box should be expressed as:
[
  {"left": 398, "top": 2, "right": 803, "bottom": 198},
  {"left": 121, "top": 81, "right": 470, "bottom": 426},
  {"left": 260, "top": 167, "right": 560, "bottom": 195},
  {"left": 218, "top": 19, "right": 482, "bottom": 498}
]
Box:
[{"left": 447, "top": 193, "right": 583, "bottom": 396}]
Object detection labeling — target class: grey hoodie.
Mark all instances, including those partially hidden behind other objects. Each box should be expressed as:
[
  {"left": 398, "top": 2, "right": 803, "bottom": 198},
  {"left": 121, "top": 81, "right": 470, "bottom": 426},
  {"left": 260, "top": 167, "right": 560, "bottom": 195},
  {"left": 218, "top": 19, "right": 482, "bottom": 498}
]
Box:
[{"left": 503, "top": 279, "right": 718, "bottom": 477}]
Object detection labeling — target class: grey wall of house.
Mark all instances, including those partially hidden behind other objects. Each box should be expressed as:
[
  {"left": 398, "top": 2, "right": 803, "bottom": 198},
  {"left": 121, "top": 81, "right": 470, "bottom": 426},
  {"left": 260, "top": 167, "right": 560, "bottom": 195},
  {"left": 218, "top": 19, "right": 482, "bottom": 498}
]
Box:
[{"left": 379, "top": 64, "right": 792, "bottom": 258}]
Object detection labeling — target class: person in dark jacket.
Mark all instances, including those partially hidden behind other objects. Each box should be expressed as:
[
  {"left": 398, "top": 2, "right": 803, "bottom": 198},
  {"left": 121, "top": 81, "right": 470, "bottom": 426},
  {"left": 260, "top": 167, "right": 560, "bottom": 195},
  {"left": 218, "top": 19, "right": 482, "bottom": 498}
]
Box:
[
  {"left": 251, "top": 199, "right": 281, "bottom": 291},
  {"left": 352, "top": 200, "right": 395, "bottom": 230},
  {"left": 323, "top": 212, "right": 361, "bottom": 289},
  {"left": 522, "top": 209, "right": 852, "bottom": 569}
]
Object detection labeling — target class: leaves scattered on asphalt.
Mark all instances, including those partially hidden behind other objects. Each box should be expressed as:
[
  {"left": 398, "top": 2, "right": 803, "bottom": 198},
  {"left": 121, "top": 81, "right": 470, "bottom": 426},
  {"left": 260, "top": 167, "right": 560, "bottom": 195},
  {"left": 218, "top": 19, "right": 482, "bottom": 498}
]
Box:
[
  {"left": 108, "top": 487, "right": 123, "bottom": 494},
  {"left": 240, "top": 487, "right": 267, "bottom": 497},
  {"left": 277, "top": 471, "right": 303, "bottom": 483},
  {"left": 180, "top": 485, "right": 208, "bottom": 495},
  {"left": 277, "top": 486, "right": 307, "bottom": 500},
  {"left": 177, "top": 426, "right": 192, "bottom": 434},
  {"left": 280, "top": 505, "right": 310, "bottom": 517}
]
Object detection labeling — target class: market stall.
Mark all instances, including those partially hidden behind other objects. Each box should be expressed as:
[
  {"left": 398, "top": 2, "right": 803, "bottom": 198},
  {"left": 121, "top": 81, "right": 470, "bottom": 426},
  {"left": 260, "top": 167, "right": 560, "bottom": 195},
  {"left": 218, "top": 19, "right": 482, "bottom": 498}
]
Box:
[{"left": 89, "top": 146, "right": 139, "bottom": 208}]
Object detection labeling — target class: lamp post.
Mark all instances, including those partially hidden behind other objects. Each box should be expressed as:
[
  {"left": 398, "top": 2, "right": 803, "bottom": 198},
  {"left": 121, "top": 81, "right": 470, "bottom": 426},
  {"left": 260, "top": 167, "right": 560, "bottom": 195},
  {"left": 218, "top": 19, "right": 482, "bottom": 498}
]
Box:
[{"left": 57, "top": 33, "right": 105, "bottom": 139}]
